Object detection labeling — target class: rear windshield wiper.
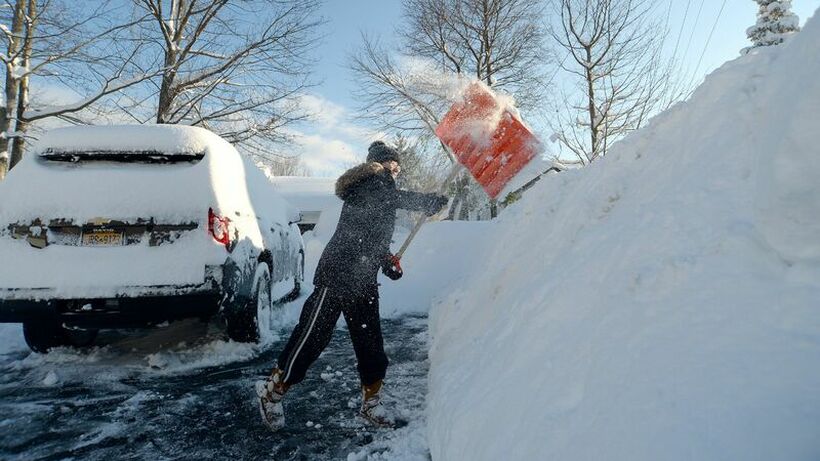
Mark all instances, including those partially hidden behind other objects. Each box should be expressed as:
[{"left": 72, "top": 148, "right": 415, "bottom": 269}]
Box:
[{"left": 39, "top": 149, "right": 205, "bottom": 164}]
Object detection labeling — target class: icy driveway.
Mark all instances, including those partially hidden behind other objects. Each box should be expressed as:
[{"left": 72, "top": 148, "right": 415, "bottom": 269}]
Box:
[{"left": 0, "top": 314, "right": 431, "bottom": 460}]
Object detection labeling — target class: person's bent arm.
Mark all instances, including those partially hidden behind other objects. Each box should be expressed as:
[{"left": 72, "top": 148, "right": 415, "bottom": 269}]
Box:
[{"left": 393, "top": 190, "right": 448, "bottom": 216}]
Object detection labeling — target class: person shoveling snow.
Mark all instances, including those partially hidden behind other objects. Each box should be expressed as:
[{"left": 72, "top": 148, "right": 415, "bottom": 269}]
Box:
[
  {"left": 257, "top": 81, "right": 541, "bottom": 432},
  {"left": 256, "top": 141, "right": 448, "bottom": 431}
]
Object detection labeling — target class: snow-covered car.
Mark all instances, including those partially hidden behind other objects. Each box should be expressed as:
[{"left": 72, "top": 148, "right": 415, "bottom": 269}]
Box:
[{"left": 0, "top": 125, "right": 304, "bottom": 352}]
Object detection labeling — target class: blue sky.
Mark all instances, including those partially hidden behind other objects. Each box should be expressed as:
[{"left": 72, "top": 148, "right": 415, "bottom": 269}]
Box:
[{"left": 293, "top": 0, "right": 819, "bottom": 176}]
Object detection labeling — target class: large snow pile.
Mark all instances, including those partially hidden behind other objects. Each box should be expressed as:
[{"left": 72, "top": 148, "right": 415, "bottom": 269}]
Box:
[{"left": 427, "top": 10, "right": 820, "bottom": 461}]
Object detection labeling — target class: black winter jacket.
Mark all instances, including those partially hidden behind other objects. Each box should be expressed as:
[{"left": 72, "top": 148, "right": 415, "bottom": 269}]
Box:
[{"left": 313, "top": 162, "right": 442, "bottom": 293}]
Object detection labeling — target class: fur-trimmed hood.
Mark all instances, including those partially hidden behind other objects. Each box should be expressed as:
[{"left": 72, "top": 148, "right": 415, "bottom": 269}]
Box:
[{"left": 335, "top": 162, "right": 387, "bottom": 199}]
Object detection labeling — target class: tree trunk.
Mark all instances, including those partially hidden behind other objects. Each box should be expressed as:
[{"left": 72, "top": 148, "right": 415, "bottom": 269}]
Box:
[
  {"left": 585, "top": 46, "right": 597, "bottom": 162},
  {"left": 156, "top": 0, "right": 184, "bottom": 124},
  {"left": 9, "top": 0, "right": 34, "bottom": 169},
  {"left": 0, "top": 0, "right": 25, "bottom": 179},
  {"left": 156, "top": 56, "right": 177, "bottom": 123}
]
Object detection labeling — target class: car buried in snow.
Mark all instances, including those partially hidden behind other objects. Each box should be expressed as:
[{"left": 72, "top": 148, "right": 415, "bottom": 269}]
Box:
[{"left": 0, "top": 125, "right": 305, "bottom": 353}]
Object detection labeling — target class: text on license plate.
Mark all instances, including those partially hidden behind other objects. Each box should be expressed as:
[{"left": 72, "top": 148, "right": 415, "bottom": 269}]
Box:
[{"left": 81, "top": 231, "right": 123, "bottom": 246}]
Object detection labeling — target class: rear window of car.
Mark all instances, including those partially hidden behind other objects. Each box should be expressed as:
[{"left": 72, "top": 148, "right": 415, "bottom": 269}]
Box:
[{"left": 37, "top": 149, "right": 205, "bottom": 165}]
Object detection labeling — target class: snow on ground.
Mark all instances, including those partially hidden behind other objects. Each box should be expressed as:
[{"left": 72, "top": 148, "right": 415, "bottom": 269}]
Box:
[
  {"left": 0, "top": 314, "right": 433, "bottom": 460},
  {"left": 1, "top": 319, "right": 269, "bottom": 381},
  {"left": 426, "top": 10, "right": 820, "bottom": 461},
  {"left": 0, "top": 324, "right": 27, "bottom": 356}
]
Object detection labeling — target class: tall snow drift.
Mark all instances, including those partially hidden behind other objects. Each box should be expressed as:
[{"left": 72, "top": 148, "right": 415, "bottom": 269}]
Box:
[{"left": 427, "top": 10, "right": 820, "bottom": 461}]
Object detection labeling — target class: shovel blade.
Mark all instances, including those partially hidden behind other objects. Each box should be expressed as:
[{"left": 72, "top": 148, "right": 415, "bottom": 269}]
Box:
[{"left": 435, "top": 82, "right": 540, "bottom": 199}]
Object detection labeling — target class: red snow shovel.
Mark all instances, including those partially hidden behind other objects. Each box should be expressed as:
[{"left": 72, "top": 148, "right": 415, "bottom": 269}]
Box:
[
  {"left": 435, "top": 82, "right": 540, "bottom": 200},
  {"left": 394, "top": 81, "right": 540, "bottom": 259}
]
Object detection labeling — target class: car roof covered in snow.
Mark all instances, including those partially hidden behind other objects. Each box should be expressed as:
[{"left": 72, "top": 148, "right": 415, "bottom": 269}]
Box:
[
  {"left": 0, "top": 124, "right": 289, "bottom": 225},
  {"left": 33, "top": 124, "right": 233, "bottom": 155}
]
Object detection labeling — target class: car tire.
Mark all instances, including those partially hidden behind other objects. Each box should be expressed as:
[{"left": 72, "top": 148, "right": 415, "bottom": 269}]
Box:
[
  {"left": 23, "top": 320, "right": 65, "bottom": 353},
  {"left": 225, "top": 264, "right": 271, "bottom": 343},
  {"left": 22, "top": 320, "right": 97, "bottom": 353}
]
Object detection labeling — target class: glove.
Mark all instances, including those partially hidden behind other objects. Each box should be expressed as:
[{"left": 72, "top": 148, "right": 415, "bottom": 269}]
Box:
[
  {"left": 382, "top": 254, "right": 403, "bottom": 280},
  {"left": 425, "top": 194, "right": 449, "bottom": 217}
]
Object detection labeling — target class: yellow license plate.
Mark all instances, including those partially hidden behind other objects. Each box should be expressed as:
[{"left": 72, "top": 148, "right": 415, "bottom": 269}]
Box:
[{"left": 81, "top": 231, "right": 123, "bottom": 246}]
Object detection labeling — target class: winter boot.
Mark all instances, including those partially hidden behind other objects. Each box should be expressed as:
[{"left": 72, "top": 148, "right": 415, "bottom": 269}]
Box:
[
  {"left": 359, "top": 379, "right": 395, "bottom": 428},
  {"left": 256, "top": 368, "right": 289, "bottom": 431}
]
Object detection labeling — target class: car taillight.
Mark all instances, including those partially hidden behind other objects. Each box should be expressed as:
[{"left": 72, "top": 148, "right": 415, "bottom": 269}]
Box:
[{"left": 208, "top": 208, "right": 232, "bottom": 248}]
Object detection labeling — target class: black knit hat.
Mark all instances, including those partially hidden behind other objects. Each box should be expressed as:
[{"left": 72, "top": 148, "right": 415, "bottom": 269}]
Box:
[{"left": 366, "top": 141, "right": 401, "bottom": 164}]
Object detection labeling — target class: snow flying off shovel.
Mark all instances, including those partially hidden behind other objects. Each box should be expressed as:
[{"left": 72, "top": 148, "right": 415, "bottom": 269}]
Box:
[
  {"left": 395, "top": 81, "right": 540, "bottom": 259},
  {"left": 435, "top": 81, "right": 540, "bottom": 200}
]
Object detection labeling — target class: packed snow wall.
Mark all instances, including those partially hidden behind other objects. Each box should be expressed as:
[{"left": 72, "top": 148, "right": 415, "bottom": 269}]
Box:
[{"left": 427, "top": 10, "right": 820, "bottom": 461}]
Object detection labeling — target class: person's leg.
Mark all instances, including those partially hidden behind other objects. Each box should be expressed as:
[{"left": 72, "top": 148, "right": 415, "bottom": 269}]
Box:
[
  {"left": 342, "top": 289, "right": 395, "bottom": 427},
  {"left": 276, "top": 286, "right": 342, "bottom": 386},
  {"left": 258, "top": 286, "right": 341, "bottom": 432},
  {"left": 342, "top": 289, "right": 388, "bottom": 388}
]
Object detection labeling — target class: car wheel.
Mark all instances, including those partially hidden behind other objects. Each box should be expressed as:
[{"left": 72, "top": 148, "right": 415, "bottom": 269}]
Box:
[
  {"left": 22, "top": 320, "right": 97, "bottom": 353},
  {"left": 225, "top": 264, "right": 271, "bottom": 343},
  {"left": 22, "top": 320, "right": 65, "bottom": 353}
]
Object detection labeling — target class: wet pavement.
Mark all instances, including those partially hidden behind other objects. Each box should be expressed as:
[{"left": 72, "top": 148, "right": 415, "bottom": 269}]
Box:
[{"left": 0, "top": 314, "right": 430, "bottom": 460}]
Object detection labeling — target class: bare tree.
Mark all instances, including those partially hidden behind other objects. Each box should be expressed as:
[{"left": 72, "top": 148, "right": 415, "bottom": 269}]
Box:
[
  {"left": 0, "top": 0, "right": 156, "bottom": 179},
  {"left": 400, "top": 0, "right": 548, "bottom": 109},
  {"left": 0, "top": 0, "right": 25, "bottom": 180},
  {"left": 350, "top": 37, "right": 452, "bottom": 143},
  {"left": 124, "top": 0, "right": 324, "bottom": 156},
  {"left": 548, "top": 0, "right": 675, "bottom": 165},
  {"left": 350, "top": 0, "right": 548, "bottom": 218},
  {"left": 352, "top": 0, "right": 548, "bottom": 135}
]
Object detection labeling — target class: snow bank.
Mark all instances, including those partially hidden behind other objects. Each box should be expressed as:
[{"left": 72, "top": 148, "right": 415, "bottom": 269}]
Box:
[
  {"left": 0, "top": 323, "right": 27, "bottom": 356},
  {"left": 379, "top": 221, "right": 491, "bottom": 318},
  {"left": 427, "top": 10, "right": 820, "bottom": 461}
]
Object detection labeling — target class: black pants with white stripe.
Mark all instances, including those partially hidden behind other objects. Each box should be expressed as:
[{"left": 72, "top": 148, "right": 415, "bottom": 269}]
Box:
[{"left": 277, "top": 286, "right": 389, "bottom": 387}]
